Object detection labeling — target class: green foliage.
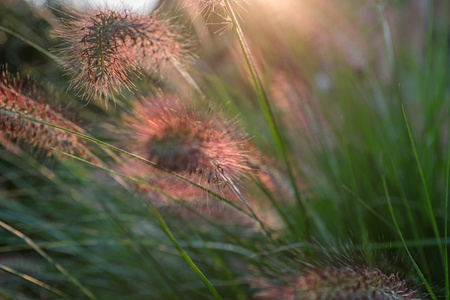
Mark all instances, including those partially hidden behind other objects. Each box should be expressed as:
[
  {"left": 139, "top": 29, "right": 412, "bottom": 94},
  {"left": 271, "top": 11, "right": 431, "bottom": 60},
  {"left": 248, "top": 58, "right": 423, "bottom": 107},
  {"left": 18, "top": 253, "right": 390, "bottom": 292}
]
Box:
[{"left": 0, "top": 0, "right": 448, "bottom": 299}]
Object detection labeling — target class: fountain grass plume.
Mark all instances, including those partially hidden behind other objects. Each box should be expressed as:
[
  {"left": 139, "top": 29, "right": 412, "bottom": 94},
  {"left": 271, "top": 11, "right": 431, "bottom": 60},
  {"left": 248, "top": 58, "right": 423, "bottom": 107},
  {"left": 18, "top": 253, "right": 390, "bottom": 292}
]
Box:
[
  {"left": 123, "top": 94, "right": 253, "bottom": 186},
  {"left": 0, "top": 68, "right": 87, "bottom": 157},
  {"left": 250, "top": 265, "right": 422, "bottom": 300},
  {"left": 55, "top": 7, "right": 188, "bottom": 106}
]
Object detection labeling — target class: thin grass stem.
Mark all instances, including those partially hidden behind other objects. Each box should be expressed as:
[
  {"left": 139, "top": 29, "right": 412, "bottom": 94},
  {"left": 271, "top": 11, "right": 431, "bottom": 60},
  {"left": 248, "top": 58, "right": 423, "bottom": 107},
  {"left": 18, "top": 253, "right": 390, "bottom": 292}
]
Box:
[
  {"left": 252, "top": 236, "right": 450, "bottom": 258},
  {"left": 170, "top": 58, "right": 206, "bottom": 99},
  {"left": 222, "top": 0, "right": 307, "bottom": 229},
  {"left": 94, "top": 198, "right": 180, "bottom": 300},
  {"left": 0, "top": 26, "right": 60, "bottom": 63},
  {"left": 401, "top": 102, "right": 445, "bottom": 261},
  {"left": 218, "top": 172, "right": 272, "bottom": 239},
  {"left": 0, "top": 239, "right": 257, "bottom": 259},
  {"left": 57, "top": 155, "right": 221, "bottom": 298},
  {"left": 382, "top": 176, "right": 436, "bottom": 299},
  {"left": 0, "top": 264, "right": 70, "bottom": 299},
  {"left": 342, "top": 185, "right": 395, "bottom": 231},
  {"left": 376, "top": 8, "right": 433, "bottom": 274},
  {"left": 387, "top": 156, "right": 431, "bottom": 274},
  {"left": 0, "top": 220, "right": 97, "bottom": 300},
  {"left": 445, "top": 149, "right": 450, "bottom": 300},
  {"left": 143, "top": 197, "right": 222, "bottom": 300},
  {"left": 249, "top": 175, "right": 301, "bottom": 239},
  {"left": 0, "top": 109, "right": 250, "bottom": 219},
  {"left": 59, "top": 151, "right": 254, "bottom": 229}
]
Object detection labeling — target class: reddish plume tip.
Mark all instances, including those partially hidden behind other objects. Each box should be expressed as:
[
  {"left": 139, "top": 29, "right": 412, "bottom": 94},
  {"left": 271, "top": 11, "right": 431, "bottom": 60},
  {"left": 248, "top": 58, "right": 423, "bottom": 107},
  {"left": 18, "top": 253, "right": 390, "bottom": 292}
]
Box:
[
  {"left": 250, "top": 265, "right": 422, "bottom": 300},
  {"left": 123, "top": 94, "right": 252, "bottom": 185},
  {"left": 0, "top": 68, "right": 87, "bottom": 157},
  {"left": 55, "top": 7, "right": 188, "bottom": 105}
]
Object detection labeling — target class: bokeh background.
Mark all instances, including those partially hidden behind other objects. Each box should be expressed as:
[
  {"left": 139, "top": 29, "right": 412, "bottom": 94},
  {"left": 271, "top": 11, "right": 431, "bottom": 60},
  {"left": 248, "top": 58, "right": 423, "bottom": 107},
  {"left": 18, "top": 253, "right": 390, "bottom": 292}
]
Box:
[{"left": 0, "top": 0, "right": 448, "bottom": 299}]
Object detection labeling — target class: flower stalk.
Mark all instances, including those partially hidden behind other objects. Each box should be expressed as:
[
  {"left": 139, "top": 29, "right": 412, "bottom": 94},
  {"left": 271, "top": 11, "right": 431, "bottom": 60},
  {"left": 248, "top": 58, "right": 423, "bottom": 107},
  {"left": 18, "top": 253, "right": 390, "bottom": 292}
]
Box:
[{"left": 222, "top": 0, "right": 307, "bottom": 237}]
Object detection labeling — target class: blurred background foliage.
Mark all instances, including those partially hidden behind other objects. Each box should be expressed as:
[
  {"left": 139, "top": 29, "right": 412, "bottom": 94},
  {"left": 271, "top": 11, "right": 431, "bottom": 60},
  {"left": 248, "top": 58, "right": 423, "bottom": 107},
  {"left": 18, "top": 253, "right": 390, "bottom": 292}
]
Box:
[{"left": 0, "top": 0, "right": 449, "bottom": 299}]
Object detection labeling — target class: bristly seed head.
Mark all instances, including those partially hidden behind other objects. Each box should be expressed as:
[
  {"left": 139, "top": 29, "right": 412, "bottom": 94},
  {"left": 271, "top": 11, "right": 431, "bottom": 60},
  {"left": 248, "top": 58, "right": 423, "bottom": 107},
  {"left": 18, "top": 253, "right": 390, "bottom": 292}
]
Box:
[
  {"left": 250, "top": 266, "right": 422, "bottom": 300},
  {"left": 124, "top": 94, "right": 252, "bottom": 185},
  {"left": 0, "top": 68, "right": 87, "bottom": 157},
  {"left": 55, "top": 7, "right": 188, "bottom": 106}
]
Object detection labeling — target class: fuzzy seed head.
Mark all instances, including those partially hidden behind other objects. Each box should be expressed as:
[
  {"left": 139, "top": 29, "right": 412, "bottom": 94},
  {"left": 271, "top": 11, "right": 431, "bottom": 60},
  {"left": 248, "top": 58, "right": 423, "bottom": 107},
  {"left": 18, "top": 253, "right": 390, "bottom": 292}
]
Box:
[
  {"left": 124, "top": 95, "right": 252, "bottom": 185},
  {"left": 55, "top": 8, "right": 187, "bottom": 105},
  {"left": 250, "top": 266, "right": 421, "bottom": 300},
  {"left": 0, "top": 69, "right": 87, "bottom": 156}
]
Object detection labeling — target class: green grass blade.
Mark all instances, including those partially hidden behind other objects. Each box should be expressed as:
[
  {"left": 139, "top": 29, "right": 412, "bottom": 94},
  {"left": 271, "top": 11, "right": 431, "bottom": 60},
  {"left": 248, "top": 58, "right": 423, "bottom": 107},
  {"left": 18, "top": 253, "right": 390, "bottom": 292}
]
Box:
[
  {"left": 222, "top": 0, "right": 306, "bottom": 226},
  {"left": 387, "top": 156, "right": 430, "bottom": 275},
  {"left": 366, "top": 237, "right": 449, "bottom": 251},
  {"left": 0, "top": 264, "right": 71, "bottom": 299},
  {"left": 342, "top": 185, "right": 395, "bottom": 231},
  {"left": 0, "top": 239, "right": 257, "bottom": 260},
  {"left": 59, "top": 151, "right": 254, "bottom": 230},
  {"left": 382, "top": 176, "right": 436, "bottom": 299},
  {"left": 0, "top": 220, "right": 97, "bottom": 300},
  {"left": 219, "top": 172, "right": 272, "bottom": 239},
  {"left": 401, "top": 102, "right": 445, "bottom": 261},
  {"left": 0, "top": 109, "right": 247, "bottom": 217},
  {"left": 0, "top": 288, "right": 33, "bottom": 300},
  {"left": 445, "top": 149, "right": 450, "bottom": 300},
  {"left": 143, "top": 198, "right": 222, "bottom": 300},
  {"left": 0, "top": 26, "right": 59, "bottom": 63},
  {"left": 249, "top": 175, "right": 301, "bottom": 238}
]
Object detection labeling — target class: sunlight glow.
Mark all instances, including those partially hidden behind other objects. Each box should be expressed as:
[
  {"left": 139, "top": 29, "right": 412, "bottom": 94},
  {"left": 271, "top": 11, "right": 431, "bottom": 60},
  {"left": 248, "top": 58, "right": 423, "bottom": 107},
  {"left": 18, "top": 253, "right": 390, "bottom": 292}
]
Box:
[{"left": 69, "top": 0, "right": 158, "bottom": 12}]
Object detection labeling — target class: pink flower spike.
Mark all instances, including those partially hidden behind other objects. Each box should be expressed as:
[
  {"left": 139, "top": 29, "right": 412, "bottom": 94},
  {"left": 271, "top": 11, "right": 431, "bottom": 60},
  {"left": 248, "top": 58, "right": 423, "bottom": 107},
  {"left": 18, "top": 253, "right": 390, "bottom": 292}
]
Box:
[
  {"left": 124, "top": 94, "right": 252, "bottom": 185},
  {"left": 0, "top": 68, "right": 87, "bottom": 157},
  {"left": 55, "top": 7, "right": 188, "bottom": 106}
]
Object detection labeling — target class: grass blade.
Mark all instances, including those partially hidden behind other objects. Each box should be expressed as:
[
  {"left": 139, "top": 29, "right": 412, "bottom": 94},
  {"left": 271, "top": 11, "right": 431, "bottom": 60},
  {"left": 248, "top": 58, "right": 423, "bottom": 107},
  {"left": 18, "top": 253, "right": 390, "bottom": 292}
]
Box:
[
  {"left": 0, "top": 26, "right": 59, "bottom": 63},
  {"left": 222, "top": 0, "right": 307, "bottom": 228},
  {"left": 401, "top": 102, "right": 445, "bottom": 262},
  {"left": 0, "top": 264, "right": 70, "bottom": 299},
  {"left": 249, "top": 175, "right": 301, "bottom": 238},
  {"left": 0, "top": 220, "right": 97, "bottom": 300},
  {"left": 0, "top": 109, "right": 248, "bottom": 218},
  {"left": 342, "top": 185, "right": 394, "bottom": 231},
  {"left": 55, "top": 152, "right": 231, "bottom": 299},
  {"left": 58, "top": 151, "right": 254, "bottom": 232},
  {"left": 382, "top": 176, "right": 436, "bottom": 299},
  {"left": 445, "top": 149, "right": 450, "bottom": 300},
  {"left": 143, "top": 198, "right": 222, "bottom": 300}
]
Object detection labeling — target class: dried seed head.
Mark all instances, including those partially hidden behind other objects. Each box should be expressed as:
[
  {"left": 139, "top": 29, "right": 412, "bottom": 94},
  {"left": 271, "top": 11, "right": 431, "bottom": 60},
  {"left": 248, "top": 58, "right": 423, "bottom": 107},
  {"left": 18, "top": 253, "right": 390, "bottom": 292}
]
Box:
[
  {"left": 55, "top": 7, "right": 187, "bottom": 105},
  {"left": 124, "top": 94, "right": 252, "bottom": 185},
  {"left": 0, "top": 68, "right": 87, "bottom": 157},
  {"left": 250, "top": 266, "right": 421, "bottom": 300}
]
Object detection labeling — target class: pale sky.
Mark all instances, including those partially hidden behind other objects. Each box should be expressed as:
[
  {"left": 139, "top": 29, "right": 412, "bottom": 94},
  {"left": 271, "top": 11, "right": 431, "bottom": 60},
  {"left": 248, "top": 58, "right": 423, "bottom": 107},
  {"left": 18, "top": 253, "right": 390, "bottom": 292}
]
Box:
[
  {"left": 27, "top": 0, "right": 159, "bottom": 12},
  {"left": 71, "top": 0, "right": 159, "bottom": 12}
]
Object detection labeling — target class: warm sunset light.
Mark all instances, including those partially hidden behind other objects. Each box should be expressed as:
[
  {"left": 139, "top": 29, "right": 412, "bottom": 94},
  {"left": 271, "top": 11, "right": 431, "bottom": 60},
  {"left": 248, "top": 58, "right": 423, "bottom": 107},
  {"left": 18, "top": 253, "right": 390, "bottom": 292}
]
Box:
[{"left": 1, "top": 0, "right": 447, "bottom": 298}]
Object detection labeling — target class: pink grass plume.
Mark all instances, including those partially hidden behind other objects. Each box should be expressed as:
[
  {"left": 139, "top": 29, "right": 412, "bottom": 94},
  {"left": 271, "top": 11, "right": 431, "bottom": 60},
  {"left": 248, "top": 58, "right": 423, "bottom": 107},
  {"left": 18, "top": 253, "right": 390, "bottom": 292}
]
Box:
[
  {"left": 0, "top": 68, "right": 87, "bottom": 157},
  {"left": 55, "top": 7, "right": 188, "bottom": 106}
]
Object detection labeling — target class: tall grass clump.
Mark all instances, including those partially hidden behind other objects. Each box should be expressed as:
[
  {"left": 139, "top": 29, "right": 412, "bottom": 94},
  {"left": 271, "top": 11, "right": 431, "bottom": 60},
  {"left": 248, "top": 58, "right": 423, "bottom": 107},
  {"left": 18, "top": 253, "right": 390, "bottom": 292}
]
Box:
[{"left": 0, "top": 0, "right": 448, "bottom": 299}]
